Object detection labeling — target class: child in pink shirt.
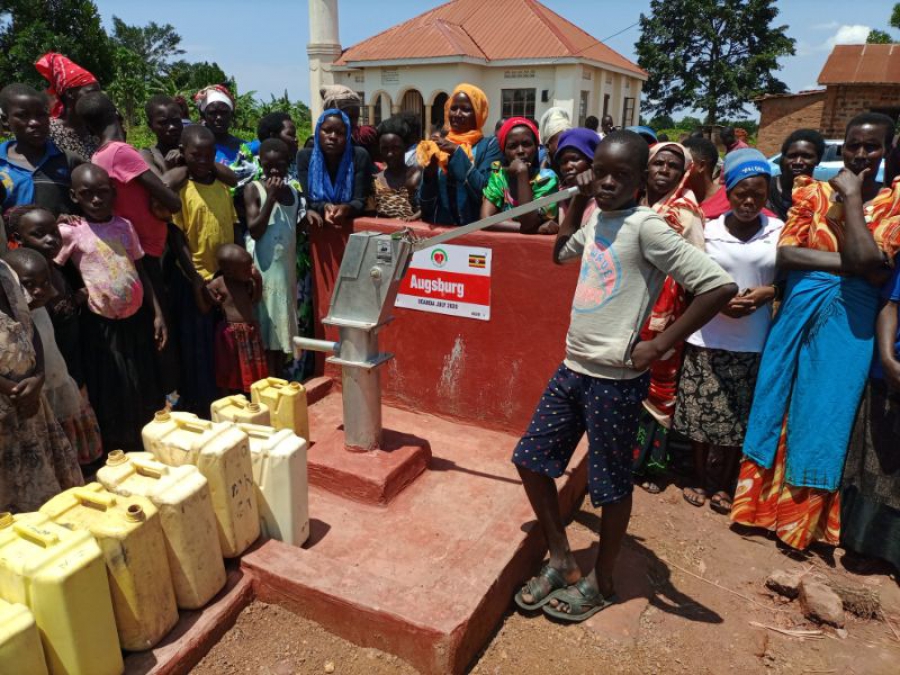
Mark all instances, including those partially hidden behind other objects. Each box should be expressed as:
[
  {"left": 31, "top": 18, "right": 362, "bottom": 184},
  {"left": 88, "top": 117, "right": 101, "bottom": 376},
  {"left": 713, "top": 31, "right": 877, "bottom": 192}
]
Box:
[
  {"left": 55, "top": 163, "right": 166, "bottom": 451},
  {"left": 78, "top": 91, "right": 182, "bottom": 394}
]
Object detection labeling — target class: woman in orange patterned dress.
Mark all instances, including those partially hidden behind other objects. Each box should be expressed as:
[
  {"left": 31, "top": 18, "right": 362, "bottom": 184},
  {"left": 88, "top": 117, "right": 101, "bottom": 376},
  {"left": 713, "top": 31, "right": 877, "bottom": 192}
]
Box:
[
  {"left": 732, "top": 113, "right": 900, "bottom": 550},
  {"left": 633, "top": 142, "right": 705, "bottom": 492}
]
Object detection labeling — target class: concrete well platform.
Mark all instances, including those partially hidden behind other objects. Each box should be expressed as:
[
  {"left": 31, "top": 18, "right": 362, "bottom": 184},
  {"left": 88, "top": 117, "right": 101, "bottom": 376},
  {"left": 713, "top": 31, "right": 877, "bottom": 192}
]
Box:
[{"left": 241, "top": 391, "right": 588, "bottom": 674}]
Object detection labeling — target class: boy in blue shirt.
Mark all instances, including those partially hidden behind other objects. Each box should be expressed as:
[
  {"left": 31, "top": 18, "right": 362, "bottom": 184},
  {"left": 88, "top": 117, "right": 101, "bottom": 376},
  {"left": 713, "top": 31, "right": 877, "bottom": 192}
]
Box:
[
  {"left": 0, "top": 83, "right": 81, "bottom": 216},
  {"left": 513, "top": 130, "right": 737, "bottom": 621}
]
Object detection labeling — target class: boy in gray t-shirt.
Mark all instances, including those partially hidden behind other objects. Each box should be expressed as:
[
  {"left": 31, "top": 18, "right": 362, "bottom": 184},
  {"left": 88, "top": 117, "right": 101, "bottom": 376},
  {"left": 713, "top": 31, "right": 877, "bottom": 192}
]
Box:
[{"left": 513, "top": 131, "right": 736, "bottom": 622}]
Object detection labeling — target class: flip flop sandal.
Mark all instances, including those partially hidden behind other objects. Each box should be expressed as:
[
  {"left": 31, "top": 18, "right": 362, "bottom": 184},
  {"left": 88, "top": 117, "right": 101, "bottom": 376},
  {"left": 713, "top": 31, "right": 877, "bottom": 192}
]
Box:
[
  {"left": 709, "top": 492, "right": 733, "bottom": 515},
  {"left": 514, "top": 565, "right": 569, "bottom": 611},
  {"left": 682, "top": 487, "right": 707, "bottom": 507},
  {"left": 542, "top": 579, "right": 618, "bottom": 623},
  {"left": 640, "top": 480, "right": 663, "bottom": 494}
]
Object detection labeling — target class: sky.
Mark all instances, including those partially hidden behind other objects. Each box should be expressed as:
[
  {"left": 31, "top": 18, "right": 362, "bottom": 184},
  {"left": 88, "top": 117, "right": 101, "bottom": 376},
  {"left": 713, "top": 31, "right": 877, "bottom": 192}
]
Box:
[{"left": 94, "top": 0, "right": 894, "bottom": 119}]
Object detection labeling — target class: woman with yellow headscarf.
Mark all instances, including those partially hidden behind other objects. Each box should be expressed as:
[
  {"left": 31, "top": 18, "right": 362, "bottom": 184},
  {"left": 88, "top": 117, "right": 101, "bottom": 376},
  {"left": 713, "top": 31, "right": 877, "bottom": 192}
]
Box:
[{"left": 417, "top": 84, "right": 501, "bottom": 225}]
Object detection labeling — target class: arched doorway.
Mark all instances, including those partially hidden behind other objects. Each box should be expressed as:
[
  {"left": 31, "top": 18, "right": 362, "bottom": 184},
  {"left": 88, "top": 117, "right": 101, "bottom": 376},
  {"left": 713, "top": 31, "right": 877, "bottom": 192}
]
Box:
[
  {"left": 401, "top": 89, "right": 425, "bottom": 140},
  {"left": 370, "top": 93, "right": 387, "bottom": 126},
  {"left": 431, "top": 92, "right": 448, "bottom": 132}
]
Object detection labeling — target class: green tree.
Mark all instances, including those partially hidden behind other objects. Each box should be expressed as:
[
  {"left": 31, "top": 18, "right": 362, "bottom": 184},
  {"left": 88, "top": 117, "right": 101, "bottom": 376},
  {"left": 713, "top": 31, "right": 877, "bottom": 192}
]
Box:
[
  {"left": 166, "top": 60, "right": 230, "bottom": 97},
  {"left": 867, "top": 2, "right": 900, "bottom": 43},
  {"left": 867, "top": 29, "right": 893, "bottom": 44},
  {"left": 110, "top": 16, "right": 185, "bottom": 78},
  {"left": 106, "top": 45, "right": 162, "bottom": 126},
  {"left": 648, "top": 113, "right": 674, "bottom": 131},
  {"left": 635, "top": 0, "right": 795, "bottom": 124},
  {"left": 678, "top": 115, "right": 704, "bottom": 130},
  {"left": 0, "top": 0, "right": 114, "bottom": 88}
]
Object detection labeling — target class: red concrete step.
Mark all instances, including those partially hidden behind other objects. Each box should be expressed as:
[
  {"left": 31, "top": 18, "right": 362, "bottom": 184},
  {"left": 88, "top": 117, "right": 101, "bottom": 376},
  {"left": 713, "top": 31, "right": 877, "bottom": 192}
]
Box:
[
  {"left": 241, "top": 397, "right": 588, "bottom": 674},
  {"left": 307, "top": 425, "right": 431, "bottom": 505},
  {"left": 123, "top": 566, "right": 253, "bottom": 675}
]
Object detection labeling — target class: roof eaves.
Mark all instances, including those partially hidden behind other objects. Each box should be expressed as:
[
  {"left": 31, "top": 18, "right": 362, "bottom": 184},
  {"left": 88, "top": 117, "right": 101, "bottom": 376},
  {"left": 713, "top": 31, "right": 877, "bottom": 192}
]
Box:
[{"left": 340, "top": 55, "right": 489, "bottom": 68}]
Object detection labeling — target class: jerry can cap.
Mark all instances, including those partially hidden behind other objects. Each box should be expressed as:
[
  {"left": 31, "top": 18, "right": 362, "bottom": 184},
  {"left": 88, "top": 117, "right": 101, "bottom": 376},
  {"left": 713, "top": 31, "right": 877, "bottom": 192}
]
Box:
[
  {"left": 125, "top": 504, "right": 145, "bottom": 522},
  {"left": 106, "top": 450, "right": 127, "bottom": 466}
]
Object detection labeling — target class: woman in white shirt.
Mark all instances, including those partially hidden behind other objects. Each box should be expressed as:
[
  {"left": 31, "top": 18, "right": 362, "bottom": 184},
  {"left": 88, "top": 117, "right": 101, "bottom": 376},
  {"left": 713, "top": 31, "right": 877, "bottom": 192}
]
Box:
[{"left": 673, "top": 149, "right": 784, "bottom": 514}]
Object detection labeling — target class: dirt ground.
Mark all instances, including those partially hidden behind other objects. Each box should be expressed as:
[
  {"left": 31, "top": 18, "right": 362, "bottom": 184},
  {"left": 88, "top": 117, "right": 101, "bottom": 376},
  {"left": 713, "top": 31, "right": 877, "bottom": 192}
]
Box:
[{"left": 194, "top": 480, "right": 900, "bottom": 675}]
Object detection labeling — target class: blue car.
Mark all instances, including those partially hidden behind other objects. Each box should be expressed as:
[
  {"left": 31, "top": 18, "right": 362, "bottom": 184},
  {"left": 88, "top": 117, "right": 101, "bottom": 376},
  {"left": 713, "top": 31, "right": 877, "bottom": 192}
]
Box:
[{"left": 768, "top": 140, "right": 885, "bottom": 182}]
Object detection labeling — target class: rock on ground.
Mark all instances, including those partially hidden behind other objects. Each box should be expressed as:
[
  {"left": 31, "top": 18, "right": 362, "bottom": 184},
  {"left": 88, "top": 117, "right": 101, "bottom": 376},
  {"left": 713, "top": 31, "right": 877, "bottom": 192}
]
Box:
[
  {"left": 799, "top": 579, "right": 846, "bottom": 628},
  {"left": 766, "top": 569, "right": 803, "bottom": 599}
]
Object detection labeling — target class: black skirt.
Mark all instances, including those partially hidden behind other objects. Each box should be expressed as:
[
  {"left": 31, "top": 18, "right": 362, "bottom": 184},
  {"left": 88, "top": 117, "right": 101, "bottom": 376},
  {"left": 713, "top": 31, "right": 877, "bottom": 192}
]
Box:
[
  {"left": 841, "top": 379, "right": 900, "bottom": 571},
  {"left": 81, "top": 307, "right": 164, "bottom": 452}
]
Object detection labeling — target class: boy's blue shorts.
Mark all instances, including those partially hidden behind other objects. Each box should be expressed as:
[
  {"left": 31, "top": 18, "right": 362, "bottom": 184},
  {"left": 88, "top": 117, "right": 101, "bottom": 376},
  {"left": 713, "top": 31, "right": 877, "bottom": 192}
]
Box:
[{"left": 512, "top": 363, "right": 649, "bottom": 507}]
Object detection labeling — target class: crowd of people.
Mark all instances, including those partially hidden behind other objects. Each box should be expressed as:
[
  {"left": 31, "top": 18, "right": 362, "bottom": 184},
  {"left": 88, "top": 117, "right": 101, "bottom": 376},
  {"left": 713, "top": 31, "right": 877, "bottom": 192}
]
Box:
[{"left": 0, "top": 52, "right": 898, "bottom": 624}]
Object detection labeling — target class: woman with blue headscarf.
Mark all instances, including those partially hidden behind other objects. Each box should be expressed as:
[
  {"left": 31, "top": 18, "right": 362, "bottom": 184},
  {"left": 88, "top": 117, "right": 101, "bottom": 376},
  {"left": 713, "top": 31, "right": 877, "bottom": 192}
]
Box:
[
  {"left": 296, "top": 109, "right": 372, "bottom": 375},
  {"left": 673, "top": 149, "right": 783, "bottom": 514},
  {"left": 297, "top": 108, "right": 371, "bottom": 229}
]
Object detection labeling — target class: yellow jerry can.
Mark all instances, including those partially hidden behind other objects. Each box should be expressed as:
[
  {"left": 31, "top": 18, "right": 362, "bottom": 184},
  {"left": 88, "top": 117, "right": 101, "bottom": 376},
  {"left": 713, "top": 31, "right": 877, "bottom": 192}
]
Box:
[
  {"left": 0, "top": 512, "right": 123, "bottom": 675},
  {"left": 0, "top": 598, "right": 48, "bottom": 675},
  {"left": 211, "top": 394, "right": 271, "bottom": 425},
  {"left": 145, "top": 416, "right": 259, "bottom": 557},
  {"left": 237, "top": 424, "right": 309, "bottom": 547},
  {"left": 40, "top": 485, "right": 178, "bottom": 651},
  {"left": 250, "top": 378, "right": 309, "bottom": 441},
  {"left": 141, "top": 410, "right": 199, "bottom": 454},
  {"left": 97, "top": 451, "right": 226, "bottom": 610}
]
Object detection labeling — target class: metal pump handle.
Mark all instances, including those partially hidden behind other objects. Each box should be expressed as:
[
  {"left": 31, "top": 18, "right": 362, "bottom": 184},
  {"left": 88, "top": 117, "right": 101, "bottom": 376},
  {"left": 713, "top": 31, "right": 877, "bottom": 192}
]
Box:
[{"left": 411, "top": 185, "right": 579, "bottom": 251}]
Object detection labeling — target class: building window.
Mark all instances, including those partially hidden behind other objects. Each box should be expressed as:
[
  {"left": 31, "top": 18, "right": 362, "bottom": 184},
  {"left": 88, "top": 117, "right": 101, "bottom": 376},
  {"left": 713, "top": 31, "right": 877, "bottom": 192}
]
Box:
[
  {"left": 603, "top": 94, "right": 610, "bottom": 118},
  {"left": 503, "top": 69, "right": 536, "bottom": 79},
  {"left": 622, "top": 97, "right": 635, "bottom": 126},
  {"left": 578, "top": 91, "right": 589, "bottom": 127},
  {"left": 501, "top": 89, "right": 536, "bottom": 119}
]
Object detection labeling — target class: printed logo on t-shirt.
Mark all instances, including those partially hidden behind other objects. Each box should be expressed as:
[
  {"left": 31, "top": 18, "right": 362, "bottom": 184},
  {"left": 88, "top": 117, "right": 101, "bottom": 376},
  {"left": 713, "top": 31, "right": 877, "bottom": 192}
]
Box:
[
  {"left": 573, "top": 236, "right": 621, "bottom": 313},
  {"left": 0, "top": 170, "right": 13, "bottom": 193}
]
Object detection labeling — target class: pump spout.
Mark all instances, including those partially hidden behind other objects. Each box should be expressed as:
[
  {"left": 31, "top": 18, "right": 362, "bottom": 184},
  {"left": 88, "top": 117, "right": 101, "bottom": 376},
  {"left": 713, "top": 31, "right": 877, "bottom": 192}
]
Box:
[{"left": 293, "top": 337, "right": 341, "bottom": 357}]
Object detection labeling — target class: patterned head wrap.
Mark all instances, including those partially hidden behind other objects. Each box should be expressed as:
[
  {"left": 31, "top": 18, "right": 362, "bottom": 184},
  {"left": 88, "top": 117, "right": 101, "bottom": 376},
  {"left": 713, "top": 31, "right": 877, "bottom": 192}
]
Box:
[
  {"left": 194, "top": 85, "right": 235, "bottom": 113},
  {"left": 34, "top": 52, "right": 98, "bottom": 118}
]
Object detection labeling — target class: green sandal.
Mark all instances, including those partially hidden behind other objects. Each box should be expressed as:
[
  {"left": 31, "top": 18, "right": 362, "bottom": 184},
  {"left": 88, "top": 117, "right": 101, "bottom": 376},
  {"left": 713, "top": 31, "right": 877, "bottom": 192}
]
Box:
[
  {"left": 514, "top": 566, "right": 569, "bottom": 611},
  {"left": 542, "top": 579, "right": 618, "bottom": 622}
]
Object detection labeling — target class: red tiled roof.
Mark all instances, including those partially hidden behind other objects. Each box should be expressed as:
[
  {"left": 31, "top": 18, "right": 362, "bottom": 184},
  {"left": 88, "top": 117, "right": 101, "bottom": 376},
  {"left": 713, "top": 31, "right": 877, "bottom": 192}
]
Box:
[
  {"left": 336, "top": 0, "right": 646, "bottom": 77},
  {"left": 818, "top": 44, "right": 900, "bottom": 85}
]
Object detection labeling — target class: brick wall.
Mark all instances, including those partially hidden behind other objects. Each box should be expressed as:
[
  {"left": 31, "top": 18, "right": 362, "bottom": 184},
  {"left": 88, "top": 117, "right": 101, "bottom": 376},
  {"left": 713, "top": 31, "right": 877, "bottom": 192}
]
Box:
[
  {"left": 821, "top": 84, "right": 900, "bottom": 138},
  {"left": 756, "top": 92, "right": 826, "bottom": 156}
]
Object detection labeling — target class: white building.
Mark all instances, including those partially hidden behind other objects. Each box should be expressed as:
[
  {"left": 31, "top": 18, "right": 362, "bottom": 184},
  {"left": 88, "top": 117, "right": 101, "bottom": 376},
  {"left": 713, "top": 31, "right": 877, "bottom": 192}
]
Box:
[{"left": 307, "top": 0, "right": 647, "bottom": 135}]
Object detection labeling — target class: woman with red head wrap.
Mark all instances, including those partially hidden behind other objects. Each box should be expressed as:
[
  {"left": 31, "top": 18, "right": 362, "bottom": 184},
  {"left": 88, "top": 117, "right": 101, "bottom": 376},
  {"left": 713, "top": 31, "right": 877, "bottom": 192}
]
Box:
[{"left": 34, "top": 52, "right": 101, "bottom": 159}]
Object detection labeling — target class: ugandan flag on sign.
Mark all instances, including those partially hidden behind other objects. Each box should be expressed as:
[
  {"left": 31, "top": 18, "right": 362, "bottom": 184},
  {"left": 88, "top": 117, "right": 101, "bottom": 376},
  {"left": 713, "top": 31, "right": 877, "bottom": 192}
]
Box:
[{"left": 469, "top": 254, "right": 486, "bottom": 269}]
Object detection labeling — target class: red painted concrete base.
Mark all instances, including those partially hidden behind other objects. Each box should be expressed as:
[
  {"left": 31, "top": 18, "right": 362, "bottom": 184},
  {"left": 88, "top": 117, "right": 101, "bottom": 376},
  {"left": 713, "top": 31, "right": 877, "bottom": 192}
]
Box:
[
  {"left": 308, "top": 422, "right": 432, "bottom": 506},
  {"left": 124, "top": 566, "right": 252, "bottom": 675},
  {"left": 241, "top": 395, "right": 588, "bottom": 675}
]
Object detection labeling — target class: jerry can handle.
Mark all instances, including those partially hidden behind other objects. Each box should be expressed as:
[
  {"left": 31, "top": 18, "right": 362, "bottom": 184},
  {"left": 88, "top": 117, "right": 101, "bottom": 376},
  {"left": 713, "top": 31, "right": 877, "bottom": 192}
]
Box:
[
  {"left": 13, "top": 522, "right": 60, "bottom": 548},
  {"left": 177, "top": 418, "right": 212, "bottom": 433},
  {"left": 244, "top": 425, "right": 273, "bottom": 440},
  {"left": 230, "top": 395, "right": 249, "bottom": 408},
  {"left": 132, "top": 458, "right": 167, "bottom": 479},
  {"left": 73, "top": 487, "right": 116, "bottom": 510}
]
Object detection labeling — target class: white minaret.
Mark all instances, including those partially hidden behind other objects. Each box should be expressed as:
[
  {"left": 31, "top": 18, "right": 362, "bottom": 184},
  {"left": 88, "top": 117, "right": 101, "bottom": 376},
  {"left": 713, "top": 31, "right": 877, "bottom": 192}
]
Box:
[{"left": 307, "top": 0, "right": 342, "bottom": 123}]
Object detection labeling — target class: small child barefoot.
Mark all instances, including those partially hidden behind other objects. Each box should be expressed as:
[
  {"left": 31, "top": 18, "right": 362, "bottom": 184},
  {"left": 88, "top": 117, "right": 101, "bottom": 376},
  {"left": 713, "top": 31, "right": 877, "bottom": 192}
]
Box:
[{"left": 202, "top": 244, "right": 268, "bottom": 395}]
